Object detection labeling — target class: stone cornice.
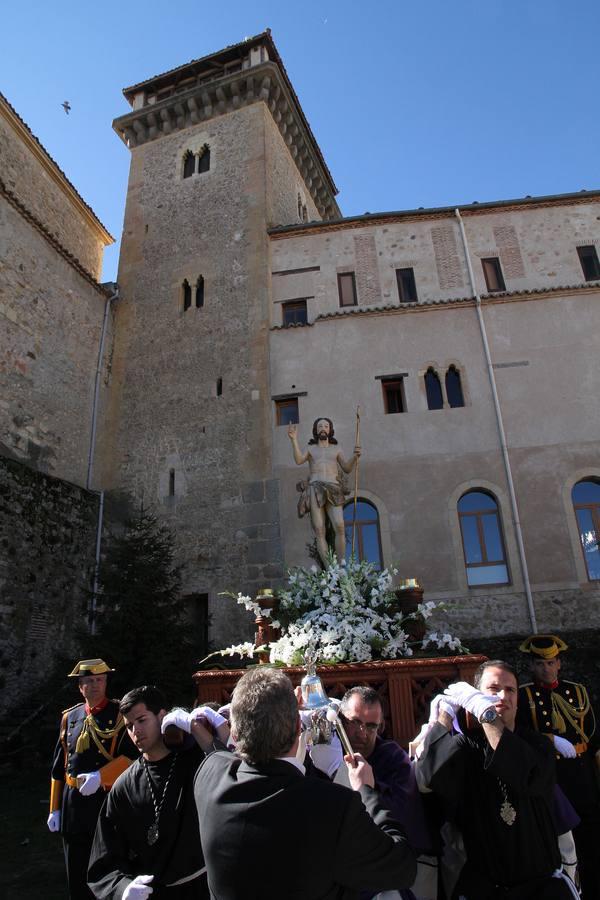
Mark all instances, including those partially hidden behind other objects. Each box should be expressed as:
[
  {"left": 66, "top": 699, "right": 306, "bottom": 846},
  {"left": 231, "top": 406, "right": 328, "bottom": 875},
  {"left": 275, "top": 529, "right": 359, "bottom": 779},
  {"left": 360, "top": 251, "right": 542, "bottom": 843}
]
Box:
[
  {"left": 269, "top": 191, "right": 600, "bottom": 239},
  {"left": 269, "top": 281, "right": 600, "bottom": 329},
  {"left": 0, "top": 94, "right": 114, "bottom": 246},
  {"left": 112, "top": 62, "right": 340, "bottom": 221}
]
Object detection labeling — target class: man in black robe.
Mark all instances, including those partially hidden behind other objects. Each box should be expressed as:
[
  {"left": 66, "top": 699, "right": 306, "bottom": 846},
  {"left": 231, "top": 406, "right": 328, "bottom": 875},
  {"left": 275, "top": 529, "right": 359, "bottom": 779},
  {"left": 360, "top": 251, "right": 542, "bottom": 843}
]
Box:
[
  {"left": 415, "top": 660, "right": 578, "bottom": 899},
  {"left": 88, "top": 685, "right": 229, "bottom": 899}
]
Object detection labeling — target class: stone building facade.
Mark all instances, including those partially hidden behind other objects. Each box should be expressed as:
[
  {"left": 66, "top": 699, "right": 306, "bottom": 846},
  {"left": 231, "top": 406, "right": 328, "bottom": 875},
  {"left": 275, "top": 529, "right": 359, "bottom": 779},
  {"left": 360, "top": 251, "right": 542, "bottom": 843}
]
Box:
[{"left": 2, "top": 32, "right": 600, "bottom": 678}]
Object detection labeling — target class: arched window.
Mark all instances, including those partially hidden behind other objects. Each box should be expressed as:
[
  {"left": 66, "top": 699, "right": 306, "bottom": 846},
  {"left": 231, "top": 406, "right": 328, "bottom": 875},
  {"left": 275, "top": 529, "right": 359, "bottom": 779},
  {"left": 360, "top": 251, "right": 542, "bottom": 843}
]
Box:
[
  {"left": 572, "top": 480, "right": 600, "bottom": 580},
  {"left": 425, "top": 367, "right": 443, "bottom": 410},
  {"left": 198, "top": 145, "right": 210, "bottom": 173},
  {"left": 183, "top": 151, "right": 195, "bottom": 179},
  {"left": 182, "top": 279, "right": 191, "bottom": 311},
  {"left": 344, "top": 500, "right": 383, "bottom": 569},
  {"left": 445, "top": 365, "right": 464, "bottom": 408},
  {"left": 195, "top": 276, "right": 204, "bottom": 308},
  {"left": 458, "top": 490, "right": 509, "bottom": 586}
]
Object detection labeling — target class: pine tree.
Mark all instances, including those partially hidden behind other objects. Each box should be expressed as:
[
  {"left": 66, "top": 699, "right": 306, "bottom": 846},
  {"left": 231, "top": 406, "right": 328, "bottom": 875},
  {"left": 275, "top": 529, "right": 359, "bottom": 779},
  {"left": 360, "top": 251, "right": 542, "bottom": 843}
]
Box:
[{"left": 87, "top": 508, "right": 197, "bottom": 706}]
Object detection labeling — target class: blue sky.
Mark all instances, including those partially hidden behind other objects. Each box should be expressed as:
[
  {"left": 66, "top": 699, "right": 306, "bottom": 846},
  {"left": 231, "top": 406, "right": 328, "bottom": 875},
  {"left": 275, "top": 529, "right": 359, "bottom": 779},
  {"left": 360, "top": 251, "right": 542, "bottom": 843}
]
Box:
[{"left": 2, "top": 1, "right": 598, "bottom": 281}]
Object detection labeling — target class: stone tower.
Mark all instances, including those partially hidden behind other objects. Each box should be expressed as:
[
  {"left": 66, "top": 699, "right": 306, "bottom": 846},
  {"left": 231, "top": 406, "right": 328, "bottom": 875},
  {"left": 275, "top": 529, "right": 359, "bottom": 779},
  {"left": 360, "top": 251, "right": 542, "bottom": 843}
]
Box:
[{"left": 102, "top": 32, "right": 339, "bottom": 647}]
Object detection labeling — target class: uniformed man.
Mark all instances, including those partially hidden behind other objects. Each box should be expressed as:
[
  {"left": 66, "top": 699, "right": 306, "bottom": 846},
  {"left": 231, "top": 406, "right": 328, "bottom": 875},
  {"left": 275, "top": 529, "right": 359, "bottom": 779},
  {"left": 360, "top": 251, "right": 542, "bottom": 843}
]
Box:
[
  {"left": 47, "top": 659, "right": 137, "bottom": 899},
  {"left": 517, "top": 634, "right": 600, "bottom": 899}
]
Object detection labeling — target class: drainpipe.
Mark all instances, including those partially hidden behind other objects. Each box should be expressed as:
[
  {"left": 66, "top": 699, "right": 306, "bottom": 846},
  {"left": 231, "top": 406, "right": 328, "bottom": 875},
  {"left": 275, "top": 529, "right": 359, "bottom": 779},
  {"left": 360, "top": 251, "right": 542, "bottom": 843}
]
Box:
[
  {"left": 90, "top": 489, "right": 104, "bottom": 635},
  {"left": 87, "top": 286, "right": 118, "bottom": 490},
  {"left": 454, "top": 209, "right": 538, "bottom": 633},
  {"left": 87, "top": 285, "right": 118, "bottom": 633}
]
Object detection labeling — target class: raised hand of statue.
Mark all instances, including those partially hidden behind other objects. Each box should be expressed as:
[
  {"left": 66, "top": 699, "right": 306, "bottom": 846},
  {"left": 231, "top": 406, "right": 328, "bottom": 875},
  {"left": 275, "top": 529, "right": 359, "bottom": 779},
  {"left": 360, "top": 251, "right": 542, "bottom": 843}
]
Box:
[
  {"left": 287, "top": 423, "right": 298, "bottom": 440},
  {"left": 354, "top": 445, "right": 361, "bottom": 459}
]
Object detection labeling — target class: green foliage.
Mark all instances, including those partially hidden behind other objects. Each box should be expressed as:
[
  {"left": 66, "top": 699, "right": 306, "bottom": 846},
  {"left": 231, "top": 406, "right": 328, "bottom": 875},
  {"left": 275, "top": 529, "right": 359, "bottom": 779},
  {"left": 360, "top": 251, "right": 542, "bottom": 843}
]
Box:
[{"left": 84, "top": 509, "right": 197, "bottom": 706}]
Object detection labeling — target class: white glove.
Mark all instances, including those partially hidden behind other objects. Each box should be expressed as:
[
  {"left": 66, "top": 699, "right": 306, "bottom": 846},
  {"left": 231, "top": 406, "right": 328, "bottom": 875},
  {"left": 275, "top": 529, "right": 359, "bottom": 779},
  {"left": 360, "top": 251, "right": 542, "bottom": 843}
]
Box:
[
  {"left": 428, "top": 693, "right": 459, "bottom": 724},
  {"left": 554, "top": 735, "right": 577, "bottom": 758},
  {"left": 190, "top": 706, "right": 227, "bottom": 729},
  {"left": 309, "top": 734, "right": 343, "bottom": 778},
  {"left": 122, "top": 875, "right": 154, "bottom": 899},
  {"left": 162, "top": 706, "right": 227, "bottom": 735},
  {"left": 78, "top": 771, "right": 102, "bottom": 796},
  {"left": 409, "top": 722, "right": 434, "bottom": 760},
  {"left": 443, "top": 682, "right": 499, "bottom": 720},
  {"left": 47, "top": 811, "right": 61, "bottom": 832},
  {"left": 161, "top": 708, "right": 193, "bottom": 734}
]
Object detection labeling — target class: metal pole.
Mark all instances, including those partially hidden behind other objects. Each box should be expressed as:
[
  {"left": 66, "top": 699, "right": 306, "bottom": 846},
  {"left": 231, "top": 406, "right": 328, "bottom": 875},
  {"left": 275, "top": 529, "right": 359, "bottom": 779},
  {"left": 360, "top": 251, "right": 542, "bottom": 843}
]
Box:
[{"left": 455, "top": 209, "right": 537, "bottom": 633}]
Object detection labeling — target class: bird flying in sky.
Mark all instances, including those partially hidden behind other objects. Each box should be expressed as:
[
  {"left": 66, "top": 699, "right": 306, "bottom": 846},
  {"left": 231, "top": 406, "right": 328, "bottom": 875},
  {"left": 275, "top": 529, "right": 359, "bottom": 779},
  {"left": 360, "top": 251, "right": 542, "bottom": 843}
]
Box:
[{"left": 62, "top": 101, "right": 71, "bottom": 115}]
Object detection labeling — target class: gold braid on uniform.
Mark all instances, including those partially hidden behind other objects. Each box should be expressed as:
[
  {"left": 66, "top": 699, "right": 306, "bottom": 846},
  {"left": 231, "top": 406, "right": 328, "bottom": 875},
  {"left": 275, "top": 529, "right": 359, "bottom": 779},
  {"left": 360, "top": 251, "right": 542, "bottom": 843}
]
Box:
[
  {"left": 75, "top": 714, "right": 125, "bottom": 758},
  {"left": 550, "top": 686, "right": 591, "bottom": 742}
]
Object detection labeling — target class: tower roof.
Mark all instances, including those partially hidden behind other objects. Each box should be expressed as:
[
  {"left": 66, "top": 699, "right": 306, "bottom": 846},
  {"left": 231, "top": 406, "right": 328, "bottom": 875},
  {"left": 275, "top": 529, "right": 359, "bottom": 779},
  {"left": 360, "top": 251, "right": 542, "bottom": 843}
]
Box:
[{"left": 114, "top": 31, "right": 339, "bottom": 219}]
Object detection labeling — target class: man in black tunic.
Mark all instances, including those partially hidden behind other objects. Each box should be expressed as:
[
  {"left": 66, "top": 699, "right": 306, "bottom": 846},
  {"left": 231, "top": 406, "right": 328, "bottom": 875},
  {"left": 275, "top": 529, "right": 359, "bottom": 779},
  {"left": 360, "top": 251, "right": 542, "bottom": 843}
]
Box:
[
  {"left": 517, "top": 633, "right": 600, "bottom": 899},
  {"left": 48, "top": 659, "right": 137, "bottom": 899},
  {"left": 416, "top": 660, "right": 577, "bottom": 899},
  {"left": 88, "top": 685, "right": 230, "bottom": 900}
]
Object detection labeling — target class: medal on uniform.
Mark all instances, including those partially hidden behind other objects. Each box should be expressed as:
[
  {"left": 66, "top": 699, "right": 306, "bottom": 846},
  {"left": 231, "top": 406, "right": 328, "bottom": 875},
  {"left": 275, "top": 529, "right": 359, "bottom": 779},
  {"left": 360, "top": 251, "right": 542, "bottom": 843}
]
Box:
[{"left": 147, "top": 822, "right": 159, "bottom": 845}]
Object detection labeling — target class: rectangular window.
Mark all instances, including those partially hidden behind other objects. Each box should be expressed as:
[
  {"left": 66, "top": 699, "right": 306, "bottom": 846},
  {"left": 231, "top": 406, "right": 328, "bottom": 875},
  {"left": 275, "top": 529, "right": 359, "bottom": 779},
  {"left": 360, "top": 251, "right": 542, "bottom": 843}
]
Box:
[
  {"left": 481, "top": 257, "right": 506, "bottom": 293},
  {"left": 396, "top": 268, "right": 418, "bottom": 303},
  {"left": 275, "top": 397, "right": 299, "bottom": 426},
  {"left": 337, "top": 272, "right": 357, "bottom": 307},
  {"left": 282, "top": 300, "right": 308, "bottom": 326},
  {"left": 382, "top": 379, "right": 405, "bottom": 414},
  {"left": 577, "top": 245, "right": 600, "bottom": 281}
]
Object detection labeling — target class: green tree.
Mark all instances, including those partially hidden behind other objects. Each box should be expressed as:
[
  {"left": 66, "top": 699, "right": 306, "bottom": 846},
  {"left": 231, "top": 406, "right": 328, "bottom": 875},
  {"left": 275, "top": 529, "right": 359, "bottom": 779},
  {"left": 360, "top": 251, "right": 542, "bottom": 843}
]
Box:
[{"left": 86, "top": 508, "right": 197, "bottom": 706}]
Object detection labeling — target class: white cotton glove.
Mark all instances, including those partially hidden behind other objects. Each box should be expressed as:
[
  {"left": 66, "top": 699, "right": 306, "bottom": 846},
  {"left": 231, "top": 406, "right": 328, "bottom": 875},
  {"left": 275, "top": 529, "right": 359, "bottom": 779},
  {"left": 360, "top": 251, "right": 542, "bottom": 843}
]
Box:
[
  {"left": 190, "top": 706, "right": 227, "bottom": 729},
  {"left": 78, "top": 771, "right": 102, "bottom": 796},
  {"left": 161, "top": 708, "right": 193, "bottom": 734},
  {"left": 309, "top": 734, "right": 343, "bottom": 778},
  {"left": 428, "top": 693, "right": 459, "bottom": 724},
  {"left": 443, "top": 682, "right": 499, "bottom": 720},
  {"left": 47, "top": 811, "right": 61, "bottom": 832},
  {"left": 122, "top": 875, "right": 154, "bottom": 899},
  {"left": 554, "top": 736, "right": 577, "bottom": 758},
  {"left": 409, "top": 723, "right": 434, "bottom": 760}
]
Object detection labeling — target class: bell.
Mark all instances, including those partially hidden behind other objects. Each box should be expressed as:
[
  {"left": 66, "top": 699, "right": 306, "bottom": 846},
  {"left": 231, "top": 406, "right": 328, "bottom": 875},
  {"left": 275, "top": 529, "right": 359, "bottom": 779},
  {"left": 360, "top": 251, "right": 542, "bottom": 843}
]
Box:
[{"left": 300, "top": 656, "right": 329, "bottom": 709}]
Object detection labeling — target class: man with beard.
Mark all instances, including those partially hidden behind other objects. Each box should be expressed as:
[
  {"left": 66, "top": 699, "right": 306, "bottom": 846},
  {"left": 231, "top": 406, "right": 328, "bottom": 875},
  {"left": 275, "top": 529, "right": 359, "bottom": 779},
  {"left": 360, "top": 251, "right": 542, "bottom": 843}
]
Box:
[
  {"left": 517, "top": 634, "right": 600, "bottom": 899},
  {"left": 88, "top": 685, "right": 229, "bottom": 899},
  {"left": 288, "top": 416, "right": 360, "bottom": 565}
]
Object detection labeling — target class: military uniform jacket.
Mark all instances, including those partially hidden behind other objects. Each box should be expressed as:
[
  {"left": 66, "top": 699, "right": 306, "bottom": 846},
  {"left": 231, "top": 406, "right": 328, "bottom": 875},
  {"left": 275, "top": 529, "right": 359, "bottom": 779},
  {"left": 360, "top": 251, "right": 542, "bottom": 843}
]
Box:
[
  {"left": 50, "top": 699, "right": 137, "bottom": 835},
  {"left": 517, "top": 679, "right": 600, "bottom": 817}
]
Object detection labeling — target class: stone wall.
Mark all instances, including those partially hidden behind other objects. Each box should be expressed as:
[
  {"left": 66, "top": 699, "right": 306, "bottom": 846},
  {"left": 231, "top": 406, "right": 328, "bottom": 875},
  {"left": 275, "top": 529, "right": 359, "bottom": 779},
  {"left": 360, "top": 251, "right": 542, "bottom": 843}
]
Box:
[
  {"left": 102, "top": 102, "right": 307, "bottom": 650},
  {"left": 0, "top": 195, "right": 110, "bottom": 486},
  {"left": 0, "top": 455, "right": 99, "bottom": 717},
  {"left": 0, "top": 101, "right": 106, "bottom": 279}
]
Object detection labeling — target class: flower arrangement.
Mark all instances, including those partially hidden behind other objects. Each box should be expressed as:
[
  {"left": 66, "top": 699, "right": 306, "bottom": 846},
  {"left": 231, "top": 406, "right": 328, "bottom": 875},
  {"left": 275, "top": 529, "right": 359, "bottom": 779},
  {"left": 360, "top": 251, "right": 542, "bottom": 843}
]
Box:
[{"left": 210, "top": 557, "right": 466, "bottom": 667}]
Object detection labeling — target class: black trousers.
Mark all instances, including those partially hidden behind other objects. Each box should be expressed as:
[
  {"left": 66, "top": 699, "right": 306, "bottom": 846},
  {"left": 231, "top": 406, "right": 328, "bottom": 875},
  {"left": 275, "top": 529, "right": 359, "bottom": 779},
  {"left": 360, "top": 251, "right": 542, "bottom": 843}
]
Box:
[{"left": 63, "top": 832, "right": 95, "bottom": 900}]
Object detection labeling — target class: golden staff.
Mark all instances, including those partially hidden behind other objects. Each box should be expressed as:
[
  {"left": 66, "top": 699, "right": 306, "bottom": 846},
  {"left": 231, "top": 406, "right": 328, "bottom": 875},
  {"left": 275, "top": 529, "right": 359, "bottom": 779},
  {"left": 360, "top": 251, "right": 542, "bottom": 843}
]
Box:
[{"left": 351, "top": 406, "right": 361, "bottom": 559}]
